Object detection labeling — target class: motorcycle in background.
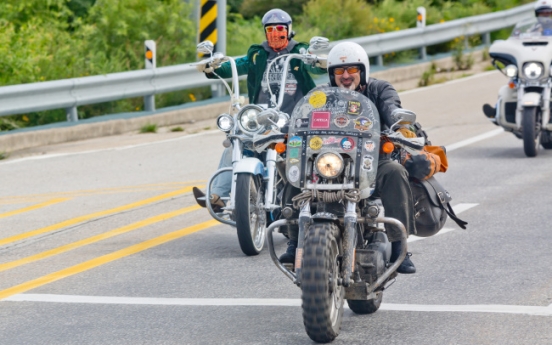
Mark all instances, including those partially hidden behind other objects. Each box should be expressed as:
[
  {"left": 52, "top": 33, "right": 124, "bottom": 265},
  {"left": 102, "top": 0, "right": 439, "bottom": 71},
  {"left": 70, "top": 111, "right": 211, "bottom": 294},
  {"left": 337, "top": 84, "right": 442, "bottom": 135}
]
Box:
[{"left": 484, "top": 17, "right": 552, "bottom": 157}]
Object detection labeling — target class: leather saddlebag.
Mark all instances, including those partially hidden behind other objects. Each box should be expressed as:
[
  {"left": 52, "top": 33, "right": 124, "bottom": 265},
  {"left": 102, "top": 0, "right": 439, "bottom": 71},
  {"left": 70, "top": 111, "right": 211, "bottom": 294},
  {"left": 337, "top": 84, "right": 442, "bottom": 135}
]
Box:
[{"left": 410, "top": 176, "right": 467, "bottom": 237}]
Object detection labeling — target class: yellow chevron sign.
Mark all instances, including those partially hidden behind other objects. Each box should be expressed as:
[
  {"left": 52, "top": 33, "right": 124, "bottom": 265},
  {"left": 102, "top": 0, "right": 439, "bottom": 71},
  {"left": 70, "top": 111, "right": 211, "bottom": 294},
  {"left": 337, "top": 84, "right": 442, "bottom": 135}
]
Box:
[{"left": 198, "top": 0, "right": 217, "bottom": 55}]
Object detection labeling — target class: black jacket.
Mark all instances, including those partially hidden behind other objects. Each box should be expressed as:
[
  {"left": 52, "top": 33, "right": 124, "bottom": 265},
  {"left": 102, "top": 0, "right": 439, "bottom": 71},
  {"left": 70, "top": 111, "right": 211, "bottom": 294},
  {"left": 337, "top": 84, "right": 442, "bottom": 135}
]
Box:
[{"left": 361, "top": 78, "right": 402, "bottom": 130}]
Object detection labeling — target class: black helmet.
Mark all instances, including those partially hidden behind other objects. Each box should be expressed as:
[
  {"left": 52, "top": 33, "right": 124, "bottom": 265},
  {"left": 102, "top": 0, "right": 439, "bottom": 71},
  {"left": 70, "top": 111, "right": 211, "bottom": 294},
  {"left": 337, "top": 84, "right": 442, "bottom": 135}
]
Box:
[{"left": 262, "top": 9, "right": 294, "bottom": 39}]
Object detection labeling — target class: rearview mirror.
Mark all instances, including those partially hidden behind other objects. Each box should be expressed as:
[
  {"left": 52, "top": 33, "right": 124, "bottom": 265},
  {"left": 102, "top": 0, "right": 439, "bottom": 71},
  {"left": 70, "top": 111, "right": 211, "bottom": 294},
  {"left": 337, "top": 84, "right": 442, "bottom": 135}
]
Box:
[
  {"left": 197, "top": 40, "right": 214, "bottom": 55},
  {"left": 390, "top": 108, "right": 417, "bottom": 125},
  {"left": 309, "top": 36, "right": 330, "bottom": 51}
]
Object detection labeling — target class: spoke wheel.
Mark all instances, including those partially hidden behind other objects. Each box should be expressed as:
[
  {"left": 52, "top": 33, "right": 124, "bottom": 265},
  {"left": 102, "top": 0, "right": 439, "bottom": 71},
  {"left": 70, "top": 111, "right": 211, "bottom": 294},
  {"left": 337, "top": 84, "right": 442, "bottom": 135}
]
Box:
[
  {"left": 235, "top": 174, "right": 266, "bottom": 256},
  {"left": 522, "top": 107, "right": 541, "bottom": 157},
  {"left": 301, "top": 222, "right": 344, "bottom": 343}
]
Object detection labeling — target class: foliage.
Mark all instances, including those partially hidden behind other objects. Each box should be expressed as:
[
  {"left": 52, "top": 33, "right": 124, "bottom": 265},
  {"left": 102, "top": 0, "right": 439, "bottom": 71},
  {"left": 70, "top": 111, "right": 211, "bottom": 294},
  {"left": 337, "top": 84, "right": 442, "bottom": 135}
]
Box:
[
  {"left": 140, "top": 123, "right": 157, "bottom": 133},
  {"left": 239, "top": 0, "right": 309, "bottom": 19}
]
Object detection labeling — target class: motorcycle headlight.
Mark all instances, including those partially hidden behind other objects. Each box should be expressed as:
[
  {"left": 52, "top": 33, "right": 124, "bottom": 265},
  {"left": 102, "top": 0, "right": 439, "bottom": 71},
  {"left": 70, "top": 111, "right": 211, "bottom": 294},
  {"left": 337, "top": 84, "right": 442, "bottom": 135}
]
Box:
[
  {"left": 504, "top": 64, "right": 518, "bottom": 78},
  {"left": 216, "top": 114, "right": 234, "bottom": 132},
  {"left": 523, "top": 62, "right": 543, "bottom": 80},
  {"left": 314, "top": 152, "right": 344, "bottom": 179},
  {"left": 276, "top": 112, "right": 290, "bottom": 129},
  {"left": 237, "top": 105, "right": 262, "bottom": 133}
]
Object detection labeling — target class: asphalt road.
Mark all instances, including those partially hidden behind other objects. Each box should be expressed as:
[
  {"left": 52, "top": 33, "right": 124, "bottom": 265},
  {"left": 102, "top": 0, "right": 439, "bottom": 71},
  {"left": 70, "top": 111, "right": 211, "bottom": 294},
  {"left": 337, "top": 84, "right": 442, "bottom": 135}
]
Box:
[{"left": 1, "top": 71, "right": 551, "bottom": 345}]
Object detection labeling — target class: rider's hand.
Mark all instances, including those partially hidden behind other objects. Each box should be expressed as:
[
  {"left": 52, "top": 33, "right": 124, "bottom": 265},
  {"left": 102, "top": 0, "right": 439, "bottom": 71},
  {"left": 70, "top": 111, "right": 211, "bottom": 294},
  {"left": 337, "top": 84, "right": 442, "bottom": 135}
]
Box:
[
  {"left": 315, "top": 55, "right": 327, "bottom": 69},
  {"left": 196, "top": 62, "right": 214, "bottom": 74}
]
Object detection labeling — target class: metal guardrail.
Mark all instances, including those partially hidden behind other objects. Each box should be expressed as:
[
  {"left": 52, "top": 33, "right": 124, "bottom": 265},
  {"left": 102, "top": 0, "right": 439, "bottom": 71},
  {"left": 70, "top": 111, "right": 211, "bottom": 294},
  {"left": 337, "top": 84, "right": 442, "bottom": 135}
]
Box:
[{"left": 0, "top": 3, "right": 533, "bottom": 121}]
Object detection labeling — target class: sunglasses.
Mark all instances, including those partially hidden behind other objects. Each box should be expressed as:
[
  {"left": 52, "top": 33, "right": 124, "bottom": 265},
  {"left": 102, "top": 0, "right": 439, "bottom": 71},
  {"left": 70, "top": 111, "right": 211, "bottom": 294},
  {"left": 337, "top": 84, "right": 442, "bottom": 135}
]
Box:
[
  {"left": 265, "top": 25, "right": 287, "bottom": 33},
  {"left": 333, "top": 66, "right": 360, "bottom": 75}
]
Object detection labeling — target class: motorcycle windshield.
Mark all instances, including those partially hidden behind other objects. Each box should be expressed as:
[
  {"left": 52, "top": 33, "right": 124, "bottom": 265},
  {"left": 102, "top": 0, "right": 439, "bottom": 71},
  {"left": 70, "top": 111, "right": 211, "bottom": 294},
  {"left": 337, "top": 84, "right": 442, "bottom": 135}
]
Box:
[
  {"left": 511, "top": 17, "right": 552, "bottom": 38},
  {"left": 285, "top": 86, "right": 381, "bottom": 198}
]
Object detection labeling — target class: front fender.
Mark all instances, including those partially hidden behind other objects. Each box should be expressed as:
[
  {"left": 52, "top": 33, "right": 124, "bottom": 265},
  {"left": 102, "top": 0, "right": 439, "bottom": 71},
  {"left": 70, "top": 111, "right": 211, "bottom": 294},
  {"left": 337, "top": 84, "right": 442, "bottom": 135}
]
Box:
[
  {"left": 233, "top": 157, "right": 265, "bottom": 176},
  {"left": 520, "top": 92, "right": 542, "bottom": 107}
]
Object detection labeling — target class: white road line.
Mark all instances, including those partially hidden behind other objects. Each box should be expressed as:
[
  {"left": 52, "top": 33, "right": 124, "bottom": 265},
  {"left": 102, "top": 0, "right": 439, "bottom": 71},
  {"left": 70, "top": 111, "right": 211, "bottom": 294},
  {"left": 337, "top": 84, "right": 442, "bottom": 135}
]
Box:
[
  {"left": 445, "top": 128, "right": 504, "bottom": 152},
  {"left": 408, "top": 203, "right": 478, "bottom": 243},
  {"left": 4, "top": 294, "right": 552, "bottom": 316},
  {"left": 398, "top": 70, "right": 499, "bottom": 96}
]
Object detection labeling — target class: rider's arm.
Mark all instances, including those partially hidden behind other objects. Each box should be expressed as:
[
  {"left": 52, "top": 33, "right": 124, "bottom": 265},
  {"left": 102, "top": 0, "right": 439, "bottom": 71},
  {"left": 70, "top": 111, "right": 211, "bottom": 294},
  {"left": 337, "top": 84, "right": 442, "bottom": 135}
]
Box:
[{"left": 205, "top": 55, "right": 251, "bottom": 79}]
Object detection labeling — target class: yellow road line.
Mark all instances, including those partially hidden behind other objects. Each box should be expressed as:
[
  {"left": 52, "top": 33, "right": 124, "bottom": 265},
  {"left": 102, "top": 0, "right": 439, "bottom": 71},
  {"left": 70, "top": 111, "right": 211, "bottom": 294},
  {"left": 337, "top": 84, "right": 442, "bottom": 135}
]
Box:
[
  {"left": 0, "top": 219, "right": 219, "bottom": 300},
  {"left": 0, "top": 205, "right": 201, "bottom": 272},
  {"left": 0, "top": 186, "right": 203, "bottom": 247},
  {"left": 0, "top": 198, "right": 70, "bottom": 219},
  {"left": 0, "top": 181, "right": 207, "bottom": 205}
]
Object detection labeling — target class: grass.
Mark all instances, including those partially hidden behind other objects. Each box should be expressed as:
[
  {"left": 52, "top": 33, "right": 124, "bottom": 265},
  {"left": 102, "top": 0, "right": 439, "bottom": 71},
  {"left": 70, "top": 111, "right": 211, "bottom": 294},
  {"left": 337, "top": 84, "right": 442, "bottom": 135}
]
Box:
[
  {"left": 139, "top": 123, "right": 157, "bottom": 133},
  {"left": 171, "top": 126, "right": 184, "bottom": 132},
  {"left": 0, "top": 151, "right": 9, "bottom": 160},
  {"left": 203, "top": 126, "right": 211, "bottom": 131}
]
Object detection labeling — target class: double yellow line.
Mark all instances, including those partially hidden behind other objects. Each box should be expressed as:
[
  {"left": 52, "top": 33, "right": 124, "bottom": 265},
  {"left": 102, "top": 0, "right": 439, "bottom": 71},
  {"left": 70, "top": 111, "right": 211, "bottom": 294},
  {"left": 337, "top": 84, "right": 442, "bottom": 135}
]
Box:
[{"left": 0, "top": 185, "right": 219, "bottom": 300}]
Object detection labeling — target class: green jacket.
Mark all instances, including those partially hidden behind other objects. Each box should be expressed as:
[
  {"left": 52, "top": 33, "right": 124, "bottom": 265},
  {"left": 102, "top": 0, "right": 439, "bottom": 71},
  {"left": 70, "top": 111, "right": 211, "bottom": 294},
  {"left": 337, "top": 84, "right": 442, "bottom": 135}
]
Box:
[{"left": 207, "top": 41, "right": 326, "bottom": 104}]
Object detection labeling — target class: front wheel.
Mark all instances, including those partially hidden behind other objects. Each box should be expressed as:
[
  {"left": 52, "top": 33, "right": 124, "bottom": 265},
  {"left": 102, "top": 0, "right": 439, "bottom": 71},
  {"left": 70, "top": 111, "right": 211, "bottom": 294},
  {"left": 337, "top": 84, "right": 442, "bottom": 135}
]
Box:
[
  {"left": 522, "top": 107, "right": 541, "bottom": 157},
  {"left": 301, "top": 222, "right": 344, "bottom": 343},
  {"left": 234, "top": 174, "right": 266, "bottom": 256}
]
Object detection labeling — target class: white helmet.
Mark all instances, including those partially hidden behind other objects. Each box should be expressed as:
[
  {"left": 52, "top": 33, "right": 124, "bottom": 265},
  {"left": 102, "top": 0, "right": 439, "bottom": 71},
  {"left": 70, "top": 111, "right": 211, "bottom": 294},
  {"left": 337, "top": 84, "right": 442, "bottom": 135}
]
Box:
[
  {"left": 535, "top": 0, "right": 552, "bottom": 25},
  {"left": 327, "top": 42, "right": 370, "bottom": 87}
]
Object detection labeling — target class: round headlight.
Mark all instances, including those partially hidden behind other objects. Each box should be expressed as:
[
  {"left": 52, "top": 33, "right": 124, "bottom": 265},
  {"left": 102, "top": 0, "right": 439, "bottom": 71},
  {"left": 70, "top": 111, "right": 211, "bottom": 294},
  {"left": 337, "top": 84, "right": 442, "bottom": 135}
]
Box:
[
  {"left": 237, "top": 105, "right": 262, "bottom": 133},
  {"left": 276, "top": 112, "right": 289, "bottom": 128},
  {"left": 505, "top": 64, "right": 518, "bottom": 78},
  {"left": 523, "top": 62, "right": 543, "bottom": 80},
  {"left": 314, "top": 152, "right": 344, "bottom": 179},
  {"left": 216, "top": 114, "right": 234, "bottom": 132}
]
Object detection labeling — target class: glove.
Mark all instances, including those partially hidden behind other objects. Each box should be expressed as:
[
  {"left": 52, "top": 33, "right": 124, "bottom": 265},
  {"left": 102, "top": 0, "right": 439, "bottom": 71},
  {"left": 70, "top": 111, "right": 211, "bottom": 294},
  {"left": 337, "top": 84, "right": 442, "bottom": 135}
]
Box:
[
  {"left": 196, "top": 62, "right": 214, "bottom": 74},
  {"left": 403, "top": 150, "right": 441, "bottom": 181},
  {"left": 396, "top": 127, "right": 417, "bottom": 138},
  {"left": 315, "top": 54, "right": 327, "bottom": 69}
]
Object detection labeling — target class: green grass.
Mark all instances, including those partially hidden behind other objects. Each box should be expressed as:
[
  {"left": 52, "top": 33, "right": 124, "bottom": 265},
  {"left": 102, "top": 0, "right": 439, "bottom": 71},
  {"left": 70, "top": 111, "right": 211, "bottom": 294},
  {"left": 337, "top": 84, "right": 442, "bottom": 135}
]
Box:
[
  {"left": 0, "top": 152, "right": 9, "bottom": 160},
  {"left": 139, "top": 123, "right": 157, "bottom": 133},
  {"left": 171, "top": 126, "right": 184, "bottom": 132}
]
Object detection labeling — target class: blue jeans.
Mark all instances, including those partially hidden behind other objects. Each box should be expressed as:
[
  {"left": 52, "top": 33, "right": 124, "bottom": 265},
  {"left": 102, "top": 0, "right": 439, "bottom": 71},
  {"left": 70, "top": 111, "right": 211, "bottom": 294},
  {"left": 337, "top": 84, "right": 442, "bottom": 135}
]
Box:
[{"left": 211, "top": 147, "right": 232, "bottom": 198}]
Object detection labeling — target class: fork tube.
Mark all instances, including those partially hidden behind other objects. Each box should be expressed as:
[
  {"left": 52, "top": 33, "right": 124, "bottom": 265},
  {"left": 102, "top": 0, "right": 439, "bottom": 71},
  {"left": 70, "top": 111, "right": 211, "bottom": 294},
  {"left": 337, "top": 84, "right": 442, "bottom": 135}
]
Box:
[
  {"left": 229, "top": 139, "right": 242, "bottom": 208},
  {"left": 294, "top": 202, "right": 311, "bottom": 286},
  {"left": 342, "top": 201, "right": 357, "bottom": 287},
  {"left": 264, "top": 149, "right": 277, "bottom": 209}
]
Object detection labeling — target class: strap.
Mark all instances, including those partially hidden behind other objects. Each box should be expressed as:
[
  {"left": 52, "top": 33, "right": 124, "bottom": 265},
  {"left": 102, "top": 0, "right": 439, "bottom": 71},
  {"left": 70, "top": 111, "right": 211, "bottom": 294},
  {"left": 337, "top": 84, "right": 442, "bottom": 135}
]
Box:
[{"left": 443, "top": 202, "right": 468, "bottom": 230}]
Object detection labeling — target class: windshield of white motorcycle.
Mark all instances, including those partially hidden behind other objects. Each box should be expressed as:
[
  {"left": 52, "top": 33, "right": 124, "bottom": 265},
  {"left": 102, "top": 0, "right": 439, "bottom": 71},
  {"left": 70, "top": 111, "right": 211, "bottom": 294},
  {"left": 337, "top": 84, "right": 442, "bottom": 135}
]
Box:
[
  {"left": 511, "top": 17, "right": 552, "bottom": 39},
  {"left": 285, "top": 86, "right": 381, "bottom": 198}
]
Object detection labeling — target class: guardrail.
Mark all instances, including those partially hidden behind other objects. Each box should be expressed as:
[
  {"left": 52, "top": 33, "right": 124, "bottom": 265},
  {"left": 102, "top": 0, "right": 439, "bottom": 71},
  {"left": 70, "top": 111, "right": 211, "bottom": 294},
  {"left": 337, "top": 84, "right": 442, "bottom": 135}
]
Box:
[{"left": 0, "top": 3, "right": 533, "bottom": 122}]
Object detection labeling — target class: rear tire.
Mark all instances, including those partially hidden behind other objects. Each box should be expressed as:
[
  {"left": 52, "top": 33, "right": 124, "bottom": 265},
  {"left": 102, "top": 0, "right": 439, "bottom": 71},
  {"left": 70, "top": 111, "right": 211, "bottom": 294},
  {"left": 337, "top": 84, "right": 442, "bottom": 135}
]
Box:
[
  {"left": 301, "top": 222, "right": 343, "bottom": 343},
  {"left": 235, "top": 174, "right": 266, "bottom": 256},
  {"left": 522, "top": 107, "right": 541, "bottom": 157}
]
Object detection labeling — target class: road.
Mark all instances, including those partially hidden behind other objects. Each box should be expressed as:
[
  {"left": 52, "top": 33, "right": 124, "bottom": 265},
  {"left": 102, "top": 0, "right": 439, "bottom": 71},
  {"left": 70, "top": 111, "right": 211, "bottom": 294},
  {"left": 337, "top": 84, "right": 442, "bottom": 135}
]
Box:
[{"left": 0, "top": 70, "right": 551, "bottom": 345}]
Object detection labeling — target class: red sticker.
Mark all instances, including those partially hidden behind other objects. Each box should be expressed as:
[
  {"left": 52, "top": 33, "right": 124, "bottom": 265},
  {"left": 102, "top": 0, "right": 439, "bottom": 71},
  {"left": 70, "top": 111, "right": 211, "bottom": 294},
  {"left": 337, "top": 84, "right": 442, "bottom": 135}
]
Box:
[{"left": 311, "top": 111, "right": 331, "bottom": 129}]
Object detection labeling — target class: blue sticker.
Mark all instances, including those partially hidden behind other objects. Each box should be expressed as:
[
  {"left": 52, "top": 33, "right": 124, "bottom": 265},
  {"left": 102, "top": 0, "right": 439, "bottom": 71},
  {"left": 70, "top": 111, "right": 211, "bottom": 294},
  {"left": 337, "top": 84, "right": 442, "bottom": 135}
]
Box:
[{"left": 288, "top": 136, "right": 302, "bottom": 148}]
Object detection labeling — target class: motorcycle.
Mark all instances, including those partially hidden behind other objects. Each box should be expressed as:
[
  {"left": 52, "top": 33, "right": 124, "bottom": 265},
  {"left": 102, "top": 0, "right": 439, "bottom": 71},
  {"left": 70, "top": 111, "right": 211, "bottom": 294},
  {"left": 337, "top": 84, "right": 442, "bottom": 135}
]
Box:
[
  {"left": 484, "top": 17, "right": 552, "bottom": 157},
  {"left": 260, "top": 49, "right": 419, "bottom": 342}
]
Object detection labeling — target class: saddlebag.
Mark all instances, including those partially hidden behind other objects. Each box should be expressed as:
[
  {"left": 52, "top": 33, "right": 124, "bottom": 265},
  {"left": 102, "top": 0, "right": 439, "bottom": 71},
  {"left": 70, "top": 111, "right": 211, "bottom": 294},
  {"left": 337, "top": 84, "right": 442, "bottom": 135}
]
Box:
[{"left": 409, "top": 176, "right": 467, "bottom": 237}]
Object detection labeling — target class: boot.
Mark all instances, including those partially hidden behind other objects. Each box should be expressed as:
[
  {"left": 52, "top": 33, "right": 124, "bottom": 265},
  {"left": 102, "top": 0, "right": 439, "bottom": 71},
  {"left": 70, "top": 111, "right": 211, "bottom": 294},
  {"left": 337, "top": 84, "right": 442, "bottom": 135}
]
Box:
[
  {"left": 192, "top": 187, "right": 225, "bottom": 212},
  {"left": 279, "top": 240, "right": 297, "bottom": 264},
  {"left": 482, "top": 104, "right": 496, "bottom": 119},
  {"left": 390, "top": 240, "right": 416, "bottom": 274}
]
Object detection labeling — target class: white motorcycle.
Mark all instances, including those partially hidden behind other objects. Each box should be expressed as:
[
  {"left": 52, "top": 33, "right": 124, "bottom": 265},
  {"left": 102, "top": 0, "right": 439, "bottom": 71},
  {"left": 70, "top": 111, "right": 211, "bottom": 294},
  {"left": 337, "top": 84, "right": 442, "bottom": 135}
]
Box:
[{"left": 484, "top": 17, "right": 552, "bottom": 157}]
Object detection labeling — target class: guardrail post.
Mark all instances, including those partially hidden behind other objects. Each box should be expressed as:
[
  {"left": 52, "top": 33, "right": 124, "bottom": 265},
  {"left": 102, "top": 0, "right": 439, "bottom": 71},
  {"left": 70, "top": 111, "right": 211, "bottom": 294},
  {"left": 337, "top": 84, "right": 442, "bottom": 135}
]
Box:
[
  {"left": 66, "top": 106, "right": 78, "bottom": 122},
  {"left": 144, "top": 40, "right": 156, "bottom": 112},
  {"left": 376, "top": 55, "right": 384, "bottom": 66},
  {"left": 417, "top": 7, "right": 427, "bottom": 60},
  {"left": 483, "top": 32, "right": 491, "bottom": 46}
]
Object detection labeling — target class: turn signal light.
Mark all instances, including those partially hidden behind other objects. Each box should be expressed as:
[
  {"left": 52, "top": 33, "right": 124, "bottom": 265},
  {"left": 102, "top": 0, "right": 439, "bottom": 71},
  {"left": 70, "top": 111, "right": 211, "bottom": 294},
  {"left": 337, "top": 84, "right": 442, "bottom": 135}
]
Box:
[
  {"left": 508, "top": 81, "right": 516, "bottom": 89},
  {"left": 275, "top": 142, "right": 286, "bottom": 154},
  {"left": 382, "top": 141, "right": 395, "bottom": 153}
]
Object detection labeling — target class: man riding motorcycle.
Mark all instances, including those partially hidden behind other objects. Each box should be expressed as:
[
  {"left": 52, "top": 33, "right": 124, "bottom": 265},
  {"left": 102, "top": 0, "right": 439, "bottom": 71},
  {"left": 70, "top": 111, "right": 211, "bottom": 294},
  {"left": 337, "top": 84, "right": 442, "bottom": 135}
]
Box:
[
  {"left": 483, "top": 0, "right": 552, "bottom": 119},
  {"left": 191, "top": 8, "right": 327, "bottom": 211},
  {"left": 280, "top": 42, "right": 442, "bottom": 274}
]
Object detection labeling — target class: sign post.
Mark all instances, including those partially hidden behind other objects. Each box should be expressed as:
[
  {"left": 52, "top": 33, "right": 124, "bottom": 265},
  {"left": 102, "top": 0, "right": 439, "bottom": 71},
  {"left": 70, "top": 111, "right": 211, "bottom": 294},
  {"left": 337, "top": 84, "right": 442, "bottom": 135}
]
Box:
[
  {"left": 417, "top": 7, "right": 427, "bottom": 60},
  {"left": 144, "top": 40, "right": 156, "bottom": 111}
]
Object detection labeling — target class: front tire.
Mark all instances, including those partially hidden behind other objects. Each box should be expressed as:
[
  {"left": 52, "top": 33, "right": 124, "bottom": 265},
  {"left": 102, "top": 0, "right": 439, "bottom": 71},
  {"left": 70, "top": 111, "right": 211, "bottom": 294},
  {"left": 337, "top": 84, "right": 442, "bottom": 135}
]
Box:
[
  {"left": 301, "top": 222, "right": 344, "bottom": 343},
  {"left": 235, "top": 174, "right": 266, "bottom": 256},
  {"left": 522, "top": 107, "right": 541, "bottom": 157}
]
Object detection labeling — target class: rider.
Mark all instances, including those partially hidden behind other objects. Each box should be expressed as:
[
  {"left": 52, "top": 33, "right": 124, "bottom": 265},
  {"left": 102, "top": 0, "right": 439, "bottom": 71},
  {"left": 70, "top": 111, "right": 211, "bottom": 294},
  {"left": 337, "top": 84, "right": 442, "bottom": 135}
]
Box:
[
  {"left": 280, "top": 42, "right": 428, "bottom": 274},
  {"left": 483, "top": 0, "right": 552, "bottom": 118},
  {"left": 192, "top": 8, "right": 327, "bottom": 211}
]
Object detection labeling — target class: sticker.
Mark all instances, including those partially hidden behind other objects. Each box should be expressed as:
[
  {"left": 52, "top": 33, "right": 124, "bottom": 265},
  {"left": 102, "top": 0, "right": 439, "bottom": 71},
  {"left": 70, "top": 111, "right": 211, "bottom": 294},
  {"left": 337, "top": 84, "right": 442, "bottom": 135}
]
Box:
[
  {"left": 340, "top": 137, "right": 355, "bottom": 151},
  {"left": 295, "top": 118, "right": 309, "bottom": 128},
  {"left": 354, "top": 117, "right": 373, "bottom": 131},
  {"left": 289, "top": 158, "right": 300, "bottom": 164},
  {"left": 288, "top": 165, "right": 300, "bottom": 183},
  {"left": 323, "top": 137, "right": 339, "bottom": 145},
  {"left": 288, "top": 136, "right": 302, "bottom": 148},
  {"left": 334, "top": 115, "right": 350, "bottom": 128},
  {"left": 347, "top": 101, "right": 361, "bottom": 115},
  {"left": 311, "top": 111, "right": 331, "bottom": 129},
  {"left": 311, "top": 173, "right": 319, "bottom": 184},
  {"left": 364, "top": 140, "right": 375, "bottom": 152},
  {"left": 309, "top": 136, "right": 323, "bottom": 150},
  {"left": 362, "top": 156, "right": 374, "bottom": 171},
  {"left": 289, "top": 148, "right": 300, "bottom": 159},
  {"left": 309, "top": 90, "right": 327, "bottom": 108},
  {"left": 285, "top": 82, "right": 297, "bottom": 96}
]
